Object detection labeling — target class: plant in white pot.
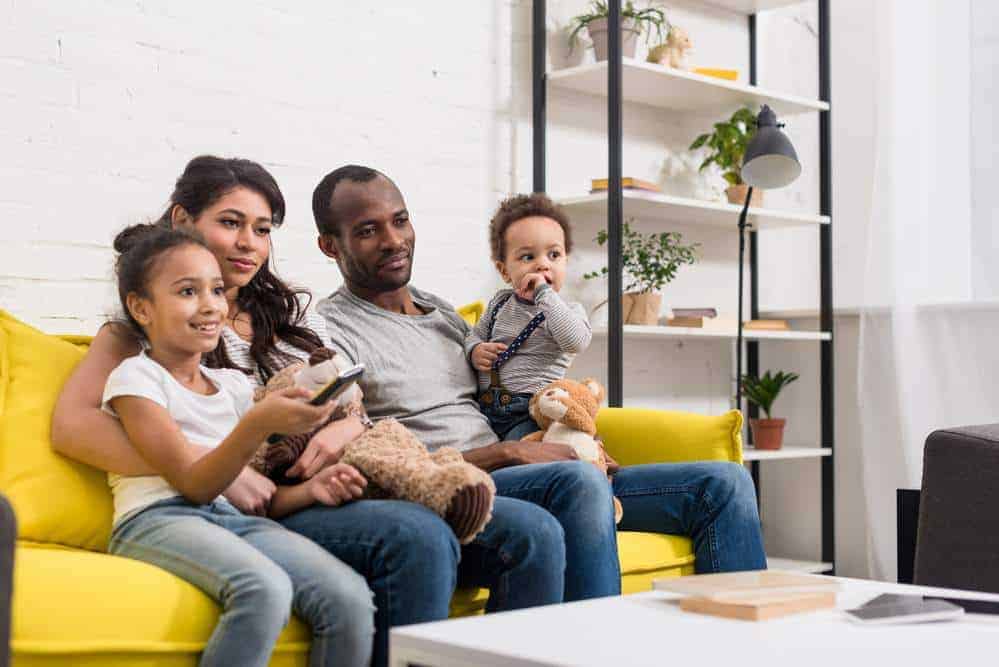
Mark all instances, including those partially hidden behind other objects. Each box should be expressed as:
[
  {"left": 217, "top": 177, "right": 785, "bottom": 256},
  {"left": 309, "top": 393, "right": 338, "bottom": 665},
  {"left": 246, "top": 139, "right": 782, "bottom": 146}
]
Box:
[
  {"left": 568, "top": 1, "right": 670, "bottom": 62},
  {"left": 584, "top": 220, "right": 698, "bottom": 326},
  {"left": 690, "top": 107, "right": 764, "bottom": 206},
  {"left": 740, "top": 370, "right": 799, "bottom": 450}
]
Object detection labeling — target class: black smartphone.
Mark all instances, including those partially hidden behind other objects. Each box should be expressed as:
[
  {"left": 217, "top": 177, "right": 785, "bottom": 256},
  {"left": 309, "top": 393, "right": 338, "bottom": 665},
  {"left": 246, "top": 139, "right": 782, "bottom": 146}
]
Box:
[
  {"left": 266, "top": 364, "right": 364, "bottom": 444},
  {"left": 308, "top": 364, "right": 364, "bottom": 406}
]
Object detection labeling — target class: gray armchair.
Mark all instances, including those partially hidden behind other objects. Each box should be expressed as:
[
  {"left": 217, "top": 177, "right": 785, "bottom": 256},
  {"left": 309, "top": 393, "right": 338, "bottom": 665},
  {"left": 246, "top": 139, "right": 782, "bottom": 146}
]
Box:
[
  {"left": 0, "top": 494, "right": 13, "bottom": 667},
  {"left": 914, "top": 424, "right": 999, "bottom": 593}
]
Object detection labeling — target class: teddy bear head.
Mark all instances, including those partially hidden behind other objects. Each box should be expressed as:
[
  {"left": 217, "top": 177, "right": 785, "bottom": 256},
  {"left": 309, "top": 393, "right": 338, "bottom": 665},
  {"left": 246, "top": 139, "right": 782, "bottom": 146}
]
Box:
[{"left": 528, "top": 378, "right": 605, "bottom": 435}]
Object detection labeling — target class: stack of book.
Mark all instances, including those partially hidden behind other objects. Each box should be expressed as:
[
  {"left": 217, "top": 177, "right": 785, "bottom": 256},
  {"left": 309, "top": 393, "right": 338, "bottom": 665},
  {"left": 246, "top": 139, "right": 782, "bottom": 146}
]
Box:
[
  {"left": 667, "top": 307, "right": 718, "bottom": 328},
  {"left": 589, "top": 177, "right": 662, "bottom": 194},
  {"left": 653, "top": 571, "right": 840, "bottom": 621}
]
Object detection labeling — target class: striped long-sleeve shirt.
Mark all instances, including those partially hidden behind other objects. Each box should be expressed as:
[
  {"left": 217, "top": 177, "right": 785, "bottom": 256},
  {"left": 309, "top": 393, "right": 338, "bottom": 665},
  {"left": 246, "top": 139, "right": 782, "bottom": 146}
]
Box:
[{"left": 464, "top": 284, "right": 592, "bottom": 394}]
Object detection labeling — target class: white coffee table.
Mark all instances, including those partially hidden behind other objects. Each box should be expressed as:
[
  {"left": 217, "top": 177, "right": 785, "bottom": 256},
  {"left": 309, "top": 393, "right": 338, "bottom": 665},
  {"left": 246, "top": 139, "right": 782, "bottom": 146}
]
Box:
[{"left": 389, "top": 573, "right": 999, "bottom": 667}]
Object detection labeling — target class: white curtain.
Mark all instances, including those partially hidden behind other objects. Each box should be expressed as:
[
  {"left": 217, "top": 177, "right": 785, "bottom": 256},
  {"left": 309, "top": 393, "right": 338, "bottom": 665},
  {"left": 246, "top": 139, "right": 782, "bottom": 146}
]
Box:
[{"left": 858, "top": 0, "right": 999, "bottom": 580}]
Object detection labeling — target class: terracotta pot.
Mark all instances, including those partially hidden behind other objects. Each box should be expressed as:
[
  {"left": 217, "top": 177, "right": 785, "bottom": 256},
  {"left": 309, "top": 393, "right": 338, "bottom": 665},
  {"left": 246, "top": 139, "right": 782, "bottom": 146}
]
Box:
[
  {"left": 725, "top": 183, "right": 764, "bottom": 207},
  {"left": 586, "top": 17, "right": 640, "bottom": 61},
  {"left": 750, "top": 418, "right": 786, "bottom": 450},
  {"left": 621, "top": 291, "right": 662, "bottom": 325}
]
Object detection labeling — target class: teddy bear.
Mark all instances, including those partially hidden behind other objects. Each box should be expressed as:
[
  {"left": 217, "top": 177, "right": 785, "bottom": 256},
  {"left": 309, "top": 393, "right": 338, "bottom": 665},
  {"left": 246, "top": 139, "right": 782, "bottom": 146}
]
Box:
[
  {"left": 252, "top": 348, "right": 495, "bottom": 544},
  {"left": 647, "top": 24, "right": 693, "bottom": 70},
  {"left": 521, "top": 378, "right": 624, "bottom": 523}
]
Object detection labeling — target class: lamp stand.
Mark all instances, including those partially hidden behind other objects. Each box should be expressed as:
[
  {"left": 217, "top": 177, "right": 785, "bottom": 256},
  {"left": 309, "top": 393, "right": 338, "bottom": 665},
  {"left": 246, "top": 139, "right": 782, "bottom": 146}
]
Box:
[{"left": 735, "top": 186, "right": 754, "bottom": 410}]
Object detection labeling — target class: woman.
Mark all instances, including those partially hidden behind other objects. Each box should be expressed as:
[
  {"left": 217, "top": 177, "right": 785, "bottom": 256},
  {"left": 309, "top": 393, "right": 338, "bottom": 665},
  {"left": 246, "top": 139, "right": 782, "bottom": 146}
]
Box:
[{"left": 51, "top": 155, "right": 460, "bottom": 667}]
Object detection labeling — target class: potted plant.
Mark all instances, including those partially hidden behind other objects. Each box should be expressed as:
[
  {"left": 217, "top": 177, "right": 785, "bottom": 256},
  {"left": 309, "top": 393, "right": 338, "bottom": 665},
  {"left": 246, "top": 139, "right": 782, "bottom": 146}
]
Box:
[
  {"left": 689, "top": 107, "right": 764, "bottom": 206},
  {"left": 584, "top": 220, "right": 698, "bottom": 325},
  {"left": 568, "top": 1, "right": 670, "bottom": 62},
  {"left": 739, "top": 370, "right": 799, "bottom": 450}
]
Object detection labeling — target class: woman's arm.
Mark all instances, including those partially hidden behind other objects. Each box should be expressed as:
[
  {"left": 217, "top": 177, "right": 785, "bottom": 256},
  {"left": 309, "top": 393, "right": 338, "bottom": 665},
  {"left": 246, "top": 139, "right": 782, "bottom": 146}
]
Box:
[{"left": 50, "top": 324, "right": 154, "bottom": 474}]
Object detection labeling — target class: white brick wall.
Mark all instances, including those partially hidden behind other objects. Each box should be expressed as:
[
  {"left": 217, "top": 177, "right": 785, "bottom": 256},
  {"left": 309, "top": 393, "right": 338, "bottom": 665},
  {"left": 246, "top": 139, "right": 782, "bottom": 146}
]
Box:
[{"left": 0, "top": 0, "right": 531, "bottom": 332}]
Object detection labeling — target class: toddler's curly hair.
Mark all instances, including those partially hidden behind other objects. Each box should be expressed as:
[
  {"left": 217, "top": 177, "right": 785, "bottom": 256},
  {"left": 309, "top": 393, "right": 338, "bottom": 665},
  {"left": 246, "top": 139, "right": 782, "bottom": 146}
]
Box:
[{"left": 489, "top": 193, "right": 573, "bottom": 263}]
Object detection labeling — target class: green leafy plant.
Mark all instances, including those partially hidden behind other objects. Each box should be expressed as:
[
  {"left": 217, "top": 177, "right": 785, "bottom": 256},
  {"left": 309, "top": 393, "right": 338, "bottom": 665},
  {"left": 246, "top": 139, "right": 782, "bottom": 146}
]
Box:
[
  {"left": 583, "top": 220, "right": 698, "bottom": 294},
  {"left": 568, "top": 1, "right": 670, "bottom": 53},
  {"left": 689, "top": 107, "right": 757, "bottom": 186},
  {"left": 740, "top": 370, "right": 799, "bottom": 418}
]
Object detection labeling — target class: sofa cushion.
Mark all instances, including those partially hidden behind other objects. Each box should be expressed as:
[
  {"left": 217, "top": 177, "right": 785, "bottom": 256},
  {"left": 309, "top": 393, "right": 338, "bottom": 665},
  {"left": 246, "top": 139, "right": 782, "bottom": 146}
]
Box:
[
  {"left": 12, "top": 545, "right": 309, "bottom": 666},
  {"left": 0, "top": 309, "right": 113, "bottom": 551},
  {"left": 597, "top": 407, "right": 743, "bottom": 466}
]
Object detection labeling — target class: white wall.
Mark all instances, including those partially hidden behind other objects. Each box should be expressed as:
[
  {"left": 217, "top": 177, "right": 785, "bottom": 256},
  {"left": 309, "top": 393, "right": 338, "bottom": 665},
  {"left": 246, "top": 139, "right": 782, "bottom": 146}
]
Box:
[{"left": 0, "top": 0, "right": 529, "bottom": 332}]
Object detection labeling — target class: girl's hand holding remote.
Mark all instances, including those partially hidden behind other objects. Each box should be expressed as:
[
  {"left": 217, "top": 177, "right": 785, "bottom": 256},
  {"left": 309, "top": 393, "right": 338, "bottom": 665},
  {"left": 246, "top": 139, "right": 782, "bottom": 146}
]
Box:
[{"left": 248, "top": 386, "right": 337, "bottom": 437}]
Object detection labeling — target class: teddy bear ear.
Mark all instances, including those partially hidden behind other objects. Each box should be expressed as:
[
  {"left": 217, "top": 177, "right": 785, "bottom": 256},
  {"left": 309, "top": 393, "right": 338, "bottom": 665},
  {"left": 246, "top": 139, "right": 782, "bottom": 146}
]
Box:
[{"left": 580, "top": 378, "right": 605, "bottom": 403}]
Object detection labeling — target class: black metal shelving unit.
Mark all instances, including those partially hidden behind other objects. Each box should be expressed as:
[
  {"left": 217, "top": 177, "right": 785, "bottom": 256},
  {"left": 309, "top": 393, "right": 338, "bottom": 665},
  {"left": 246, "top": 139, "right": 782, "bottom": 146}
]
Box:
[{"left": 531, "top": 0, "right": 834, "bottom": 573}]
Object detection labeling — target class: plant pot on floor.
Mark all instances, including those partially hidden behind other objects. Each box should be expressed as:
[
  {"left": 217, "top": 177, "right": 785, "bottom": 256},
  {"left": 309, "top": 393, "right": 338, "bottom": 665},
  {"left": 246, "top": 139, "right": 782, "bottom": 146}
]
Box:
[
  {"left": 750, "top": 418, "right": 786, "bottom": 450},
  {"left": 621, "top": 291, "right": 662, "bottom": 325},
  {"left": 725, "top": 183, "right": 764, "bottom": 207},
  {"left": 587, "top": 17, "right": 640, "bottom": 61}
]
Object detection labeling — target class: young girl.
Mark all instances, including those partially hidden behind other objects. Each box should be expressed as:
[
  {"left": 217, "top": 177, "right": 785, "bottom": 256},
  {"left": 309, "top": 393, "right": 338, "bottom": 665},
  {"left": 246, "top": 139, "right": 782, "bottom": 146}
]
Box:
[
  {"left": 103, "top": 224, "right": 374, "bottom": 667},
  {"left": 465, "top": 193, "right": 592, "bottom": 440}
]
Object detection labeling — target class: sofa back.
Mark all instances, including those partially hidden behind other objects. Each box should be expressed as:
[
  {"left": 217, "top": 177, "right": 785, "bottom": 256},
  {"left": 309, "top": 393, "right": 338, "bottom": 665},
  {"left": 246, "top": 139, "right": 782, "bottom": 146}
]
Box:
[{"left": 0, "top": 309, "right": 111, "bottom": 552}]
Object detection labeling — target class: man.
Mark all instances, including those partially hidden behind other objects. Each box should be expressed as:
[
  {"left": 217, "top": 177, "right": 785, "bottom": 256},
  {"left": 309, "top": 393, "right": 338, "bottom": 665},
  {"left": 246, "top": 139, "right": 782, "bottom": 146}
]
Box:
[{"left": 310, "top": 164, "right": 767, "bottom": 647}]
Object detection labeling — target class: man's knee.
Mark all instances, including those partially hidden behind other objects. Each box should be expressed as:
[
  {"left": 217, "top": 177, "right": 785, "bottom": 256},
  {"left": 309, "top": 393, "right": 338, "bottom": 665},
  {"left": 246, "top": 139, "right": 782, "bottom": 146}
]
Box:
[
  {"left": 704, "top": 462, "right": 756, "bottom": 503},
  {"left": 549, "top": 460, "right": 615, "bottom": 506},
  {"left": 380, "top": 502, "right": 461, "bottom": 569}
]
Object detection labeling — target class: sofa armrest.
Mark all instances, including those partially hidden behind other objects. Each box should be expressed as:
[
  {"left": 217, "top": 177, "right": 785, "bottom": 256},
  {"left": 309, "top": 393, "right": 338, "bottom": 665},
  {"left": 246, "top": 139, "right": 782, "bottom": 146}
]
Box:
[
  {"left": 596, "top": 408, "right": 743, "bottom": 467},
  {"left": 1, "top": 495, "right": 15, "bottom": 667},
  {"left": 914, "top": 424, "right": 999, "bottom": 593}
]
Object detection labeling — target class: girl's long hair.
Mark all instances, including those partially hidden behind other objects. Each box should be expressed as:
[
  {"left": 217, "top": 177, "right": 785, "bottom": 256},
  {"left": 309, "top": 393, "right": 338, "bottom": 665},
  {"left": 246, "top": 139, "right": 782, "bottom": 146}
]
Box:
[{"left": 158, "top": 155, "right": 324, "bottom": 382}]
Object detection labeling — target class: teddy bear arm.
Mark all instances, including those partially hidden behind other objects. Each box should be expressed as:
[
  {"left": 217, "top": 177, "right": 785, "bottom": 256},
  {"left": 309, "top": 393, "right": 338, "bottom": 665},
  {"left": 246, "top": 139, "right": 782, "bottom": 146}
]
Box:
[{"left": 520, "top": 430, "right": 545, "bottom": 443}]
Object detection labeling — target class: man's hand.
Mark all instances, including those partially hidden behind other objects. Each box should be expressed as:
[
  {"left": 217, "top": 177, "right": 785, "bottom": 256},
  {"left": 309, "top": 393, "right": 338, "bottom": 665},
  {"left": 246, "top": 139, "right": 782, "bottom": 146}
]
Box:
[
  {"left": 223, "top": 467, "right": 276, "bottom": 516},
  {"left": 507, "top": 440, "right": 579, "bottom": 466},
  {"left": 307, "top": 463, "right": 367, "bottom": 507},
  {"left": 598, "top": 442, "right": 621, "bottom": 475},
  {"left": 286, "top": 416, "right": 365, "bottom": 480},
  {"left": 471, "top": 342, "right": 508, "bottom": 372},
  {"left": 515, "top": 272, "right": 551, "bottom": 301}
]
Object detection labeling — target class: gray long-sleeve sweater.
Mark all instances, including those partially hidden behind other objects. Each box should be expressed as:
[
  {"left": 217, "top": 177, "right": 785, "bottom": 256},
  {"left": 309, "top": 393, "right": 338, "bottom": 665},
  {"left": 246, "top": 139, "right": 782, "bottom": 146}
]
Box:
[{"left": 464, "top": 284, "right": 592, "bottom": 394}]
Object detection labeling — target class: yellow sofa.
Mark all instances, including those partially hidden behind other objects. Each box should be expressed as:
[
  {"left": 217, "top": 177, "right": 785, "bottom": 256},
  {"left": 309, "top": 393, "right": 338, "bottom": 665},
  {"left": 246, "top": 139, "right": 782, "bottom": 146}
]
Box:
[{"left": 0, "top": 307, "right": 743, "bottom": 666}]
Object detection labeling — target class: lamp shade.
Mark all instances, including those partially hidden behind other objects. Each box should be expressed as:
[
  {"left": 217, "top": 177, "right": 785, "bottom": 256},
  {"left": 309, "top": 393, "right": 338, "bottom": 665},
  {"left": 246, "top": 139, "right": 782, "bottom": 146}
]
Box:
[{"left": 740, "top": 105, "right": 801, "bottom": 189}]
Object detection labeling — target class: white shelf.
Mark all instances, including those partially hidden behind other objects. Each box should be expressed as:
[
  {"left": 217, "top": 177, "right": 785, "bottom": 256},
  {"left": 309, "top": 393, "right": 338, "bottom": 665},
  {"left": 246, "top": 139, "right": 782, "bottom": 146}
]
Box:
[
  {"left": 547, "top": 58, "right": 828, "bottom": 117},
  {"left": 695, "top": 0, "right": 813, "bottom": 14},
  {"left": 743, "top": 446, "right": 832, "bottom": 462},
  {"left": 556, "top": 191, "right": 829, "bottom": 231},
  {"left": 592, "top": 325, "right": 831, "bottom": 342},
  {"left": 768, "top": 557, "right": 834, "bottom": 574}
]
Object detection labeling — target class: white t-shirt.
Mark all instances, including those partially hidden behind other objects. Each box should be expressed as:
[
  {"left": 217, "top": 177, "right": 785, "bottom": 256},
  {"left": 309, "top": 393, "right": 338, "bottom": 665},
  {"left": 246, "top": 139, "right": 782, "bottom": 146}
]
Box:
[{"left": 101, "top": 351, "right": 255, "bottom": 525}]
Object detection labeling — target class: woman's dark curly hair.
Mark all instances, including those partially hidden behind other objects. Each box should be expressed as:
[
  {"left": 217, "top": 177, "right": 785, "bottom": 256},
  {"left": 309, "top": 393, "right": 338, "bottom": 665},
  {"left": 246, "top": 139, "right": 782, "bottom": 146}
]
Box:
[
  {"left": 488, "top": 193, "right": 573, "bottom": 263},
  {"left": 157, "top": 155, "right": 324, "bottom": 382}
]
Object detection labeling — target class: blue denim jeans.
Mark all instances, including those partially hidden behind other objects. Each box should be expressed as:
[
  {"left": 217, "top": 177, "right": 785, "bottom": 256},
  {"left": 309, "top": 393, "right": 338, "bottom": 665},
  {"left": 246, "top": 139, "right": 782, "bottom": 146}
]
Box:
[
  {"left": 110, "top": 498, "right": 374, "bottom": 667},
  {"left": 479, "top": 389, "right": 540, "bottom": 441},
  {"left": 491, "top": 460, "right": 767, "bottom": 600},
  {"left": 279, "top": 497, "right": 564, "bottom": 667}
]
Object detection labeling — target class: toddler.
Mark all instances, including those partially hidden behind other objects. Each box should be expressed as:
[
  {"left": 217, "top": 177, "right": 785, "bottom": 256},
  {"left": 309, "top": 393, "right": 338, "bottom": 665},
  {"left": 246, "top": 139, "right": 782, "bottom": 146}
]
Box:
[{"left": 465, "top": 193, "right": 592, "bottom": 441}]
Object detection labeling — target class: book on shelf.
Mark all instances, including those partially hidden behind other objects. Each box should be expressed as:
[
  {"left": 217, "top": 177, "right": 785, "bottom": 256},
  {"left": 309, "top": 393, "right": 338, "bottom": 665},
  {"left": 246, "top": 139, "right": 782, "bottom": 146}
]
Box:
[
  {"left": 692, "top": 67, "right": 739, "bottom": 81},
  {"left": 654, "top": 571, "right": 839, "bottom": 621},
  {"left": 590, "top": 177, "right": 662, "bottom": 194},
  {"left": 671, "top": 308, "right": 718, "bottom": 319},
  {"left": 744, "top": 319, "right": 790, "bottom": 331}
]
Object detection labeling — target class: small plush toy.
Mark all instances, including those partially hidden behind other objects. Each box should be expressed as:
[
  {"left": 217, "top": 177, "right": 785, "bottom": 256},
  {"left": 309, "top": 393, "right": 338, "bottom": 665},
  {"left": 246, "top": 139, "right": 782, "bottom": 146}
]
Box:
[
  {"left": 522, "top": 378, "right": 624, "bottom": 523},
  {"left": 647, "top": 25, "right": 693, "bottom": 70},
  {"left": 253, "top": 348, "right": 495, "bottom": 544}
]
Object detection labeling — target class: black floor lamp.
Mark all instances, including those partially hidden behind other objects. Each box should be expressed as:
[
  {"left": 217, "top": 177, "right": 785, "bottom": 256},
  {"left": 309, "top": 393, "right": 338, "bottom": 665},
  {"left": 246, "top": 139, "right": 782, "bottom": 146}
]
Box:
[{"left": 735, "top": 104, "right": 802, "bottom": 406}]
